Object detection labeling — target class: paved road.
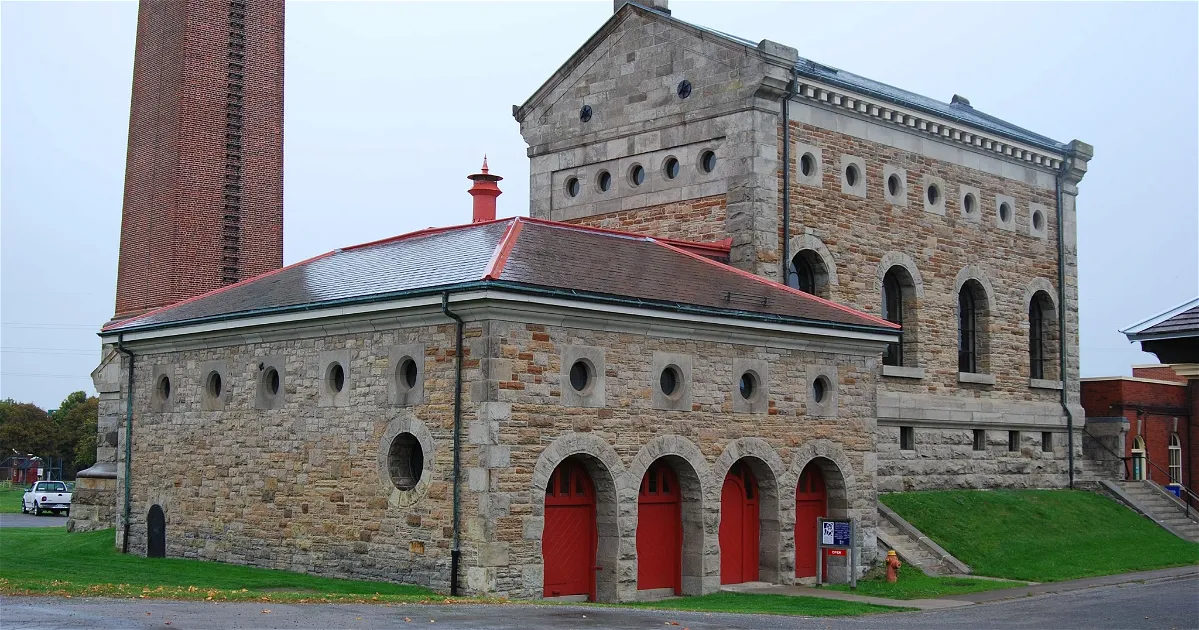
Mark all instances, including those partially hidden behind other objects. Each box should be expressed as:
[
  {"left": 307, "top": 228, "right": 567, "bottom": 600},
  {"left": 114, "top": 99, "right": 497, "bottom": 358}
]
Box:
[
  {"left": 0, "top": 512, "right": 67, "bottom": 528},
  {"left": 2, "top": 575, "right": 1196, "bottom": 630}
]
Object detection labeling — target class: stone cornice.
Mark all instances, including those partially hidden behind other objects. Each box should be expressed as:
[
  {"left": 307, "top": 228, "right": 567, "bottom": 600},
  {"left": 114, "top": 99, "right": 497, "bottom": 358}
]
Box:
[{"left": 792, "top": 78, "right": 1068, "bottom": 171}]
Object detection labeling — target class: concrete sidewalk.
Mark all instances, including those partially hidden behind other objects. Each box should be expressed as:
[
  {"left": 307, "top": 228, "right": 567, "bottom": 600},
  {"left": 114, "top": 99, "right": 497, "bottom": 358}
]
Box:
[
  {"left": 720, "top": 565, "right": 1199, "bottom": 610},
  {"left": 719, "top": 581, "right": 970, "bottom": 610}
]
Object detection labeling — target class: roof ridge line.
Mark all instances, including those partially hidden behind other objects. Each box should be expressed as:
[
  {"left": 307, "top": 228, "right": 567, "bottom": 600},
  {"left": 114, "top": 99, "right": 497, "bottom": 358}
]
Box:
[
  {"left": 341, "top": 216, "right": 512, "bottom": 253},
  {"left": 650, "top": 238, "right": 900, "bottom": 330},
  {"left": 102, "top": 248, "right": 339, "bottom": 332},
  {"left": 483, "top": 217, "right": 524, "bottom": 280},
  {"left": 519, "top": 216, "right": 652, "bottom": 241}
]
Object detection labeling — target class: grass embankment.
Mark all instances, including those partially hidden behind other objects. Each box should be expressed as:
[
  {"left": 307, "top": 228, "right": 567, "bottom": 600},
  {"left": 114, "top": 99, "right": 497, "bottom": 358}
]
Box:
[
  {"left": 0, "top": 528, "right": 437, "bottom": 603},
  {"left": 881, "top": 489, "right": 1199, "bottom": 583},
  {"left": 622, "top": 591, "right": 911, "bottom": 616},
  {"left": 827, "top": 565, "right": 1016, "bottom": 600},
  {"left": 0, "top": 487, "right": 25, "bottom": 513}
]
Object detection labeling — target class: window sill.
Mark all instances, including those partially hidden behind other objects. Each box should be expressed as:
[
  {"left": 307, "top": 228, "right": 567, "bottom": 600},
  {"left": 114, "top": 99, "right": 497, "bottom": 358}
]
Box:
[
  {"left": 1029, "top": 378, "right": 1063, "bottom": 390},
  {"left": 882, "top": 365, "right": 925, "bottom": 379},
  {"left": 958, "top": 372, "right": 996, "bottom": 385}
]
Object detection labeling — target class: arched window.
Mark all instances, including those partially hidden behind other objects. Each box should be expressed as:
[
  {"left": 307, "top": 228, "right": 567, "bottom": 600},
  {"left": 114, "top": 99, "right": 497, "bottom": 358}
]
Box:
[
  {"left": 1169, "top": 434, "right": 1182, "bottom": 484},
  {"left": 882, "top": 268, "right": 904, "bottom": 366},
  {"left": 1132, "top": 435, "right": 1147, "bottom": 481},
  {"left": 789, "top": 255, "right": 816, "bottom": 295},
  {"left": 1028, "top": 291, "right": 1058, "bottom": 380},
  {"left": 786, "top": 251, "right": 830, "bottom": 298},
  {"left": 958, "top": 286, "right": 978, "bottom": 373}
]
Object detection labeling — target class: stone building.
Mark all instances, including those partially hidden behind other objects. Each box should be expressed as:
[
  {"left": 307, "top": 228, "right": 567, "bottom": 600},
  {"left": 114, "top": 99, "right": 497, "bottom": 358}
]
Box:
[
  {"left": 71, "top": 0, "right": 1103, "bottom": 603},
  {"left": 516, "top": 0, "right": 1091, "bottom": 491},
  {"left": 81, "top": 213, "right": 898, "bottom": 599}
]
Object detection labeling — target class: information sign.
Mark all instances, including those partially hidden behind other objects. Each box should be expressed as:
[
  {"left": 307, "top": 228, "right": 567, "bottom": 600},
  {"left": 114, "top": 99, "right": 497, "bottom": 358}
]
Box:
[{"left": 815, "top": 517, "right": 856, "bottom": 589}]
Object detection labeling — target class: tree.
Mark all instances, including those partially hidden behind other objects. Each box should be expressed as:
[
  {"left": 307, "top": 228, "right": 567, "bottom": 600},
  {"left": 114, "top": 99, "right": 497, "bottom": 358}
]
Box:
[
  {"left": 0, "top": 392, "right": 99, "bottom": 478},
  {"left": 0, "top": 399, "right": 58, "bottom": 462}
]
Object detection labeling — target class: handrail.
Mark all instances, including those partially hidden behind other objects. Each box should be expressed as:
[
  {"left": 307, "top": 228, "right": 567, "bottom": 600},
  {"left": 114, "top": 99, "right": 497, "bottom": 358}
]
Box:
[
  {"left": 1082, "top": 427, "right": 1196, "bottom": 514},
  {"left": 1142, "top": 457, "right": 1197, "bottom": 515}
]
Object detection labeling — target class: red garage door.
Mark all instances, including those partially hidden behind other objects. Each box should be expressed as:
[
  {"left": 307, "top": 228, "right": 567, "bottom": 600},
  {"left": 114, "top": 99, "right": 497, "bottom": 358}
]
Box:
[
  {"left": 719, "top": 462, "right": 759, "bottom": 584},
  {"left": 637, "top": 462, "right": 681, "bottom": 593},
  {"left": 795, "top": 463, "right": 827, "bottom": 578},
  {"left": 543, "top": 459, "right": 596, "bottom": 599}
]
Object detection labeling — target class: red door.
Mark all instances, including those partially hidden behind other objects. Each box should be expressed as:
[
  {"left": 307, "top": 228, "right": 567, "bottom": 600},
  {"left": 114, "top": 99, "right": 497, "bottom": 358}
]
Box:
[
  {"left": 719, "top": 462, "right": 760, "bottom": 584},
  {"left": 543, "top": 459, "right": 596, "bottom": 599},
  {"left": 637, "top": 462, "right": 682, "bottom": 593},
  {"left": 794, "top": 463, "right": 827, "bottom": 578}
]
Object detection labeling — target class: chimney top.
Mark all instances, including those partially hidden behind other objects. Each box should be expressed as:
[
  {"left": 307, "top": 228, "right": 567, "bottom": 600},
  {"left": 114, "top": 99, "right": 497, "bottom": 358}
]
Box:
[
  {"left": 467, "top": 156, "right": 502, "bottom": 223},
  {"left": 950, "top": 94, "right": 971, "bottom": 108},
  {"left": 615, "top": 0, "right": 669, "bottom": 15}
]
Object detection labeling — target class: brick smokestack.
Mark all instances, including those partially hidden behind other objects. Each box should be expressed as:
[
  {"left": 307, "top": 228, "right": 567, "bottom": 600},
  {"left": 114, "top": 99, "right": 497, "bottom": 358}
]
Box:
[
  {"left": 467, "top": 157, "right": 502, "bottom": 223},
  {"left": 112, "top": 0, "right": 284, "bottom": 322}
]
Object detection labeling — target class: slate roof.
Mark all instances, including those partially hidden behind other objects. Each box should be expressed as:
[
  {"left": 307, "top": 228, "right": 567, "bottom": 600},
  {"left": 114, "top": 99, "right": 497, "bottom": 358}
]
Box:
[
  {"left": 632, "top": 3, "right": 1068, "bottom": 153},
  {"left": 1123, "top": 297, "right": 1199, "bottom": 341},
  {"left": 103, "top": 217, "right": 898, "bottom": 336}
]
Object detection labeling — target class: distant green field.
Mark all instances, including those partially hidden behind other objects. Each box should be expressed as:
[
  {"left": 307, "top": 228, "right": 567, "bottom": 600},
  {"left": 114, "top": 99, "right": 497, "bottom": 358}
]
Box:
[{"left": 881, "top": 489, "right": 1199, "bottom": 582}]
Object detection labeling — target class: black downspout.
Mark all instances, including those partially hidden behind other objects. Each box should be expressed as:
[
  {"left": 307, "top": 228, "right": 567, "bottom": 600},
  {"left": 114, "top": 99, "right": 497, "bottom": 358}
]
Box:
[
  {"left": 441, "top": 292, "right": 464, "bottom": 596},
  {"left": 115, "top": 334, "right": 135, "bottom": 553},
  {"left": 780, "top": 73, "right": 798, "bottom": 284},
  {"left": 1055, "top": 160, "right": 1075, "bottom": 490}
]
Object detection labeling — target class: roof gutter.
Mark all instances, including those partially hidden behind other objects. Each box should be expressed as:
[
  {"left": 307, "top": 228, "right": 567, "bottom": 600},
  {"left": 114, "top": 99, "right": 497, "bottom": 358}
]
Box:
[{"left": 101, "top": 280, "right": 899, "bottom": 341}]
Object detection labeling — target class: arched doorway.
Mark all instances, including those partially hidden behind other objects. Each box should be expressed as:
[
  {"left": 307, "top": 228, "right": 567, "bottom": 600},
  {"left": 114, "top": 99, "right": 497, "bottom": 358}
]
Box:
[
  {"left": 795, "top": 463, "right": 827, "bottom": 578},
  {"left": 720, "top": 461, "right": 760, "bottom": 584},
  {"left": 147, "top": 504, "right": 166, "bottom": 558},
  {"left": 543, "top": 458, "right": 596, "bottom": 599},
  {"left": 1132, "top": 436, "right": 1147, "bottom": 481},
  {"left": 637, "top": 462, "right": 682, "bottom": 593}
]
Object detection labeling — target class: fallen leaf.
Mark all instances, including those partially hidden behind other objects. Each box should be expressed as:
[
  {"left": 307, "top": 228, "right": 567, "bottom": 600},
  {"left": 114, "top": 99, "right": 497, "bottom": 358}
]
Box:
[
  {"left": 262, "top": 609, "right": 271, "bottom": 614},
  {"left": 404, "top": 618, "right": 411, "bottom": 623}
]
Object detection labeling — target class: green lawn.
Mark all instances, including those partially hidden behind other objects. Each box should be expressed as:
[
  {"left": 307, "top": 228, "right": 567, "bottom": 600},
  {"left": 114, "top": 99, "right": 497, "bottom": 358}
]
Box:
[
  {"left": 0, "top": 487, "right": 25, "bottom": 513},
  {"left": 881, "top": 489, "right": 1199, "bottom": 582},
  {"left": 622, "top": 591, "right": 911, "bottom": 616},
  {"left": 826, "top": 564, "right": 1020, "bottom": 599},
  {"left": 0, "top": 528, "right": 436, "bottom": 602}
]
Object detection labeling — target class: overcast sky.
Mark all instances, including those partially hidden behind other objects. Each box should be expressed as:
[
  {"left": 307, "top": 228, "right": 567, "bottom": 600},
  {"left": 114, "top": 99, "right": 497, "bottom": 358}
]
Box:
[{"left": 2, "top": 1, "right": 1196, "bottom": 408}]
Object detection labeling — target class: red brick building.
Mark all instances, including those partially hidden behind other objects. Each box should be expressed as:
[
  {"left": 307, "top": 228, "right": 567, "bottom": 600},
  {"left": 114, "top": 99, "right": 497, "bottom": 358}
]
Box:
[
  {"left": 112, "top": 0, "right": 284, "bottom": 321},
  {"left": 1082, "top": 365, "right": 1190, "bottom": 487}
]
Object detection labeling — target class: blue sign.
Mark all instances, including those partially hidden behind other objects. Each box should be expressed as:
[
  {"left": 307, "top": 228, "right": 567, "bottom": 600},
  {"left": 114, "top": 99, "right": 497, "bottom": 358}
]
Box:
[{"left": 820, "top": 519, "right": 852, "bottom": 547}]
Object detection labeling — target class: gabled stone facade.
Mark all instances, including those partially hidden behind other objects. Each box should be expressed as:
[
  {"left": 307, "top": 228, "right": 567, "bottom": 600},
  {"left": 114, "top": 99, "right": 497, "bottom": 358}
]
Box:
[{"left": 515, "top": 2, "right": 1091, "bottom": 492}]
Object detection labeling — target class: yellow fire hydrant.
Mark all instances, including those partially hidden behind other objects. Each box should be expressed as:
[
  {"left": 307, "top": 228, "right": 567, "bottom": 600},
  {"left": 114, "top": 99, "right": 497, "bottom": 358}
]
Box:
[{"left": 885, "top": 550, "right": 902, "bottom": 583}]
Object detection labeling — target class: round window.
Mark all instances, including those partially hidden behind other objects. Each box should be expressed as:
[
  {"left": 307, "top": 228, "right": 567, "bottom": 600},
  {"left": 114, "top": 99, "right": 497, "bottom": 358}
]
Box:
[
  {"left": 800, "top": 153, "right": 815, "bottom": 177},
  {"left": 206, "top": 371, "right": 222, "bottom": 399},
  {"left": 663, "top": 157, "right": 680, "bottom": 180},
  {"left": 676, "top": 79, "right": 692, "bottom": 99},
  {"left": 812, "top": 376, "right": 829, "bottom": 404},
  {"left": 569, "top": 359, "right": 593, "bottom": 393},
  {"left": 629, "top": 164, "right": 645, "bottom": 187},
  {"left": 1033, "top": 210, "right": 1044, "bottom": 231},
  {"left": 388, "top": 432, "right": 424, "bottom": 491},
  {"left": 963, "top": 193, "right": 977, "bottom": 214},
  {"left": 566, "top": 177, "right": 581, "bottom": 198},
  {"left": 397, "top": 357, "right": 418, "bottom": 391},
  {"left": 738, "top": 372, "right": 757, "bottom": 400},
  {"left": 579, "top": 105, "right": 592, "bottom": 123},
  {"left": 156, "top": 375, "right": 172, "bottom": 402},
  {"left": 700, "top": 150, "right": 717, "bottom": 173},
  {"left": 845, "top": 164, "right": 859, "bottom": 187},
  {"left": 927, "top": 184, "right": 940, "bottom": 205},
  {"left": 887, "top": 174, "right": 900, "bottom": 197},
  {"left": 327, "top": 362, "right": 345, "bottom": 394},
  {"left": 1000, "top": 202, "right": 1012, "bottom": 223},
  {"left": 597, "top": 170, "right": 612, "bottom": 192},
  {"left": 659, "top": 365, "right": 682, "bottom": 398},
  {"left": 264, "top": 367, "right": 280, "bottom": 397}
]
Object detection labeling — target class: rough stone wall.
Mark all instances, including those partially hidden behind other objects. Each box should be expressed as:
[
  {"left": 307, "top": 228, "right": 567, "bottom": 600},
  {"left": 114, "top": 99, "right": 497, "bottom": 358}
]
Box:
[
  {"left": 117, "top": 323, "right": 477, "bottom": 591},
  {"left": 562, "top": 194, "right": 726, "bottom": 243},
  {"left": 517, "top": 6, "right": 794, "bottom": 280},
  {"left": 468, "top": 318, "right": 881, "bottom": 600}
]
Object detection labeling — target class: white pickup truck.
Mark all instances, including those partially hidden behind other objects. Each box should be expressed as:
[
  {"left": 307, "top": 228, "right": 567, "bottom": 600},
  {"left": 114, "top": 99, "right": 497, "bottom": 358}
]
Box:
[{"left": 22, "top": 481, "right": 72, "bottom": 516}]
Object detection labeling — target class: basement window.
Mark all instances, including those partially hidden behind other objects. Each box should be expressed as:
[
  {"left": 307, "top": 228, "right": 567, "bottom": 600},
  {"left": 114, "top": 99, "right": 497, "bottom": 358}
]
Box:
[
  {"left": 973, "top": 429, "right": 986, "bottom": 451},
  {"left": 1042, "top": 432, "right": 1053, "bottom": 452},
  {"left": 1008, "top": 430, "right": 1020, "bottom": 452},
  {"left": 900, "top": 426, "right": 914, "bottom": 451}
]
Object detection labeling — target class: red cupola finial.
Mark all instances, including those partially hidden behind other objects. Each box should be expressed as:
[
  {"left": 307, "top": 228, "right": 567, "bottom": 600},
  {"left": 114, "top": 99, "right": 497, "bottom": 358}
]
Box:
[{"left": 467, "top": 155, "right": 503, "bottom": 223}]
